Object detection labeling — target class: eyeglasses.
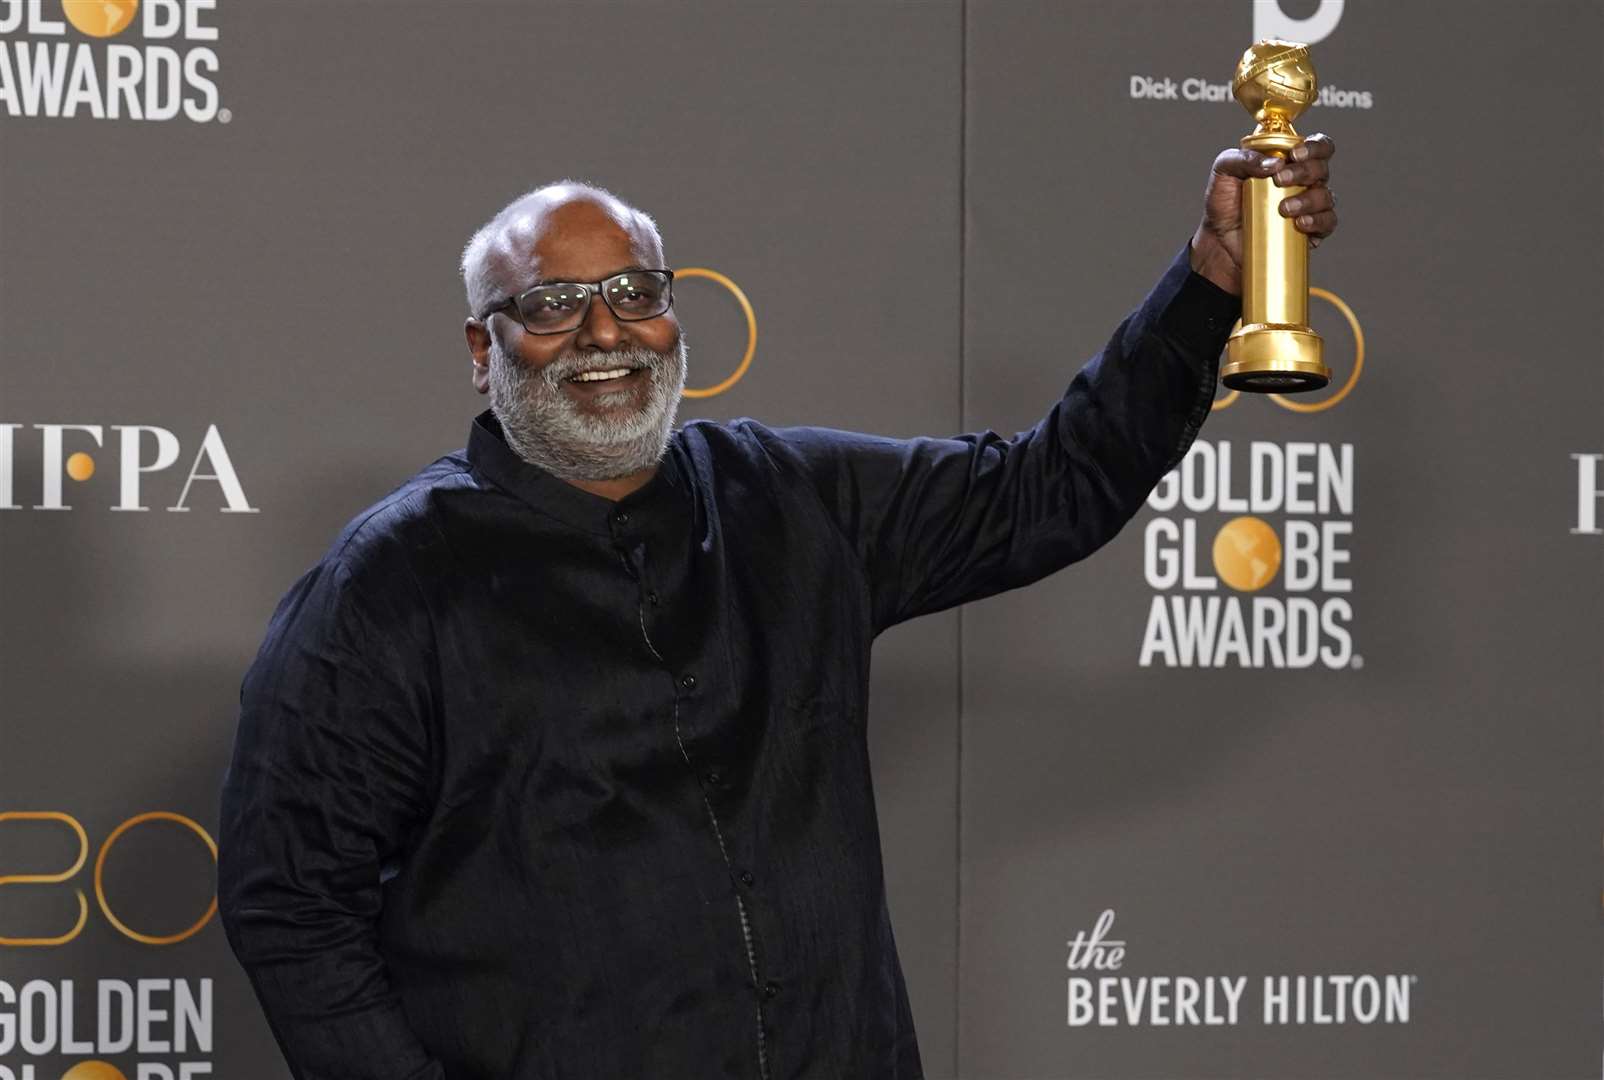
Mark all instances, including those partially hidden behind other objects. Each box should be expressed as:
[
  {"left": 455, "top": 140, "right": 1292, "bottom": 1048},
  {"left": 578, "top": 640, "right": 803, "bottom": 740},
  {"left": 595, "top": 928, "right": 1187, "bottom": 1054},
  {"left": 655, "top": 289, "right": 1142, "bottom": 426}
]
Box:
[{"left": 479, "top": 269, "right": 675, "bottom": 335}]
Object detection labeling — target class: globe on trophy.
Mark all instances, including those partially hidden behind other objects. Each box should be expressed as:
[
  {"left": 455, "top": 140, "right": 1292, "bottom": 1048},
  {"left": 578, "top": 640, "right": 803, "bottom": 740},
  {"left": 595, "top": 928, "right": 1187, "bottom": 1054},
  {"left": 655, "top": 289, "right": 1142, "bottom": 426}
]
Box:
[{"left": 1220, "top": 39, "right": 1332, "bottom": 393}]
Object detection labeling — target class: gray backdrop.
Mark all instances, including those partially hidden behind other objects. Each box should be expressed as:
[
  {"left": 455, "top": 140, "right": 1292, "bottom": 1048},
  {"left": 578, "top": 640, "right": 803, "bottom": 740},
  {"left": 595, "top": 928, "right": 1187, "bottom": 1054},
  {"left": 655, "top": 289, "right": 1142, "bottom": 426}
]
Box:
[{"left": 0, "top": 1, "right": 1598, "bottom": 1078}]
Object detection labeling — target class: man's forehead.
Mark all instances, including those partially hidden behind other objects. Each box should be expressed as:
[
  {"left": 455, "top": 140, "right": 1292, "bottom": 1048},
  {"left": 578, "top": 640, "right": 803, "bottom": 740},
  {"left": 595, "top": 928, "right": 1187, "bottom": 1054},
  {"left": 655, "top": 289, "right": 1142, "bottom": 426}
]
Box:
[{"left": 492, "top": 195, "right": 654, "bottom": 286}]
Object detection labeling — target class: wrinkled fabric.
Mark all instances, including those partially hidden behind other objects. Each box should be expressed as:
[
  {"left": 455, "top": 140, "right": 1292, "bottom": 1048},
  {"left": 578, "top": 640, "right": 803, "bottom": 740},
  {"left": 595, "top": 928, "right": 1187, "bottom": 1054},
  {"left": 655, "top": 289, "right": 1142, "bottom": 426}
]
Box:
[{"left": 217, "top": 243, "right": 1238, "bottom": 1080}]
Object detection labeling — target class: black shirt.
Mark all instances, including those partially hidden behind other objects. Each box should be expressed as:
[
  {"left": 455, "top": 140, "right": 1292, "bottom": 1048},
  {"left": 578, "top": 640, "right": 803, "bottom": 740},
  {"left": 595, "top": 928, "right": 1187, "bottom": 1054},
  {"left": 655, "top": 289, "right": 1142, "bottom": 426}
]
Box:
[{"left": 217, "top": 244, "right": 1238, "bottom": 1080}]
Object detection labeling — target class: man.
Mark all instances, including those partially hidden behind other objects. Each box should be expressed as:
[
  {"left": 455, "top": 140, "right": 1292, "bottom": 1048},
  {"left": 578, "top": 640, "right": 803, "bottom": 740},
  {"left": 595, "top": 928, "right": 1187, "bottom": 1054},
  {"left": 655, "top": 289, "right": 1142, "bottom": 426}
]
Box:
[{"left": 219, "top": 138, "right": 1337, "bottom": 1080}]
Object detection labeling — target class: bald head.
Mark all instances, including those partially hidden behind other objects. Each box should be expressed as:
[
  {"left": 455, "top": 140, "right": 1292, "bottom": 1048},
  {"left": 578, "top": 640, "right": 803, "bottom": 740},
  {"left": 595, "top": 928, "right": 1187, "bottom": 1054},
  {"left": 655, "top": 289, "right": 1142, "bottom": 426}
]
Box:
[{"left": 460, "top": 181, "right": 665, "bottom": 318}]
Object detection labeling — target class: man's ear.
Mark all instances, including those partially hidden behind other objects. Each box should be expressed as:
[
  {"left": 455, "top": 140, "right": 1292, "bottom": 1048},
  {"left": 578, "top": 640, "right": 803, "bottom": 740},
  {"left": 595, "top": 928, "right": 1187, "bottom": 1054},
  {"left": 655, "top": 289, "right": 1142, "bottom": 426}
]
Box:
[{"left": 465, "top": 318, "right": 492, "bottom": 395}]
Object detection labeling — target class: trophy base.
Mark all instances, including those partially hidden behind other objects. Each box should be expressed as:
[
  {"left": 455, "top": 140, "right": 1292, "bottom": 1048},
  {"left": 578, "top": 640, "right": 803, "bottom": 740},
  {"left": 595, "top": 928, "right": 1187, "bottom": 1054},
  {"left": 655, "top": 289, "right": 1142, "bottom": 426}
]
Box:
[{"left": 1222, "top": 324, "right": 1329, "bottom": 393}]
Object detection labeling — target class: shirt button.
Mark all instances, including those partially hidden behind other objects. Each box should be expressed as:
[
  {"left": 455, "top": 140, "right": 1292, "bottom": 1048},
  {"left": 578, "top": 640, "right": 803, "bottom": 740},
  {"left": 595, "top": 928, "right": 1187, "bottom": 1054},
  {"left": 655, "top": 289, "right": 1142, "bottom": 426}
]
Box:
[
  {"left": 704, "top": 769, "right": 722, "bottom": 786},
  {"left": 615, "top": 512, "right": 630, "bottom": 526},
  {"left": 762, "top": 981, "right": 778, "bottom": 999},
  {"left": 648, "top": 590, "right": 660, "bottom": 605},
  {"left": 680, "top": 673, "right": 697, "bottom": 690},
  {"left": 739, "top": 870, "right": 754, "bottom": 886}
]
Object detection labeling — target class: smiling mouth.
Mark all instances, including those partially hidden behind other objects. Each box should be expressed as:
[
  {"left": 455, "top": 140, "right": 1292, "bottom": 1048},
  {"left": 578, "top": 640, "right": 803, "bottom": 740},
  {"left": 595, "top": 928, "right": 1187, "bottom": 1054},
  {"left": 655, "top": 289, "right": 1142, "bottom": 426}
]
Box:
[{"left": 566, "top": 367, "right": 644, "bottom": 385}]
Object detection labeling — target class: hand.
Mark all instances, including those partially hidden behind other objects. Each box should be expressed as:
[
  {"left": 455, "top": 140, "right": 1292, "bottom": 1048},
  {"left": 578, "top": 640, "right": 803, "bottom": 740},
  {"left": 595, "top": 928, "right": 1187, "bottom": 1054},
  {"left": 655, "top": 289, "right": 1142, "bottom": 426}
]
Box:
[{"left": 1188, "top": 133, "right": 1337, "bottom": 296}]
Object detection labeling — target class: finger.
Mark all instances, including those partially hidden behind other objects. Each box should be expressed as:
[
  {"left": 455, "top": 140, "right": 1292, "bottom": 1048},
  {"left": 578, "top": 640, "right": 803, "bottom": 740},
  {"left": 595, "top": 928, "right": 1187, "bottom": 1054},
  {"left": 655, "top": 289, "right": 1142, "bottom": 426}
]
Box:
[
  {"left": 1273, "top": 156, "right": 1330, "bottom": 187},
  {"left": 1211, "top": 147, "right": 1284, "bottom": 180},
  {"left": 1278, "top": 186, "right": 1334, "bottom": 219},
  {"left": 1290, "top": 208, "right": 1337, "bottom": 236},
  {"left": 1290, "top": 132, "right": 1336, "bottom": 162}
]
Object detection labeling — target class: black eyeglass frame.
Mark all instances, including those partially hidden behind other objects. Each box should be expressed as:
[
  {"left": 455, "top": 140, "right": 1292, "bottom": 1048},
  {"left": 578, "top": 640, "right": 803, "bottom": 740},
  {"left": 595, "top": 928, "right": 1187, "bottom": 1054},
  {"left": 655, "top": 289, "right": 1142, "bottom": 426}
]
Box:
[{"left": 478, "top": 269, "right": 677, "bottom": 335}]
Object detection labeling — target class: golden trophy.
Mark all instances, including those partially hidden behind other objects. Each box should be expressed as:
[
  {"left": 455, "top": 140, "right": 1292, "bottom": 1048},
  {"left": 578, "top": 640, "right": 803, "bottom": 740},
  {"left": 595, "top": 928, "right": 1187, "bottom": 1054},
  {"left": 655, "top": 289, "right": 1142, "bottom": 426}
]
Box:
[{"left": 1221, "top": 39, "right": 1331, "bottom": 393}]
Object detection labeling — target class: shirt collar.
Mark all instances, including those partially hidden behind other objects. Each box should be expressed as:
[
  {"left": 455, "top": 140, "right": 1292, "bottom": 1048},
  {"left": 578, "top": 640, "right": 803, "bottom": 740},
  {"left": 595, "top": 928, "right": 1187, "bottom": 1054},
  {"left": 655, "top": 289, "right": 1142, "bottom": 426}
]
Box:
[{"left": 466, "top": 408, "right": 687, "bottom": 538}]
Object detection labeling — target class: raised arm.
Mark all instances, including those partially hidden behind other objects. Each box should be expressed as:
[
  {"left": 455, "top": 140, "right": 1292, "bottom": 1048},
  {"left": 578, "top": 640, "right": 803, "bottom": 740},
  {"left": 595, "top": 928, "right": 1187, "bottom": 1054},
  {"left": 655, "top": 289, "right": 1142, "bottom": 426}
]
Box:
[
  {"left": 760, "top": 239, "right": 1234, "bottom": 632},
  {"left": 760, "top": 136, "right": 1338, "bottom": 632},
  {"left": 218, "top": 554, "right": 445, "bottom": 1080}
]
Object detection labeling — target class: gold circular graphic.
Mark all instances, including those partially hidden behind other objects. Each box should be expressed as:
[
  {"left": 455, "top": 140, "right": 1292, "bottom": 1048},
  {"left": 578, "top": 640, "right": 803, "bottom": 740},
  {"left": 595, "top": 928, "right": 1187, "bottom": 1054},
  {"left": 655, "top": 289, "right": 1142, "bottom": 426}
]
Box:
[
  {"left": 94, "top": 811, "right": 219, "bottom": 946},
  {"left": 0, "top": 811, "right": 90, "bottom": 947},
  {"left": 676, "top": 267, "right": 756, "bottom": 399},
  {"left": 1212, "top": 384, "right": 1241, "bottom": 411},
  {"left": 66, "top": 452, "right": 96, "bottom": 481},
  {"left": 1212, "top": 515, "right": 1281, "bottom": 592},
  {"left": 60, "top": 1063, "right": 129, "bottom": 1080},
  {"left": 61, "top": 0, "right": 139, "bottom": 38},
  {"left": 1267, "top": 287, "right": 1365, "bottom": 413},
  {"left": 1211, "top": 287, "right": 1362, "bottom": 413}
]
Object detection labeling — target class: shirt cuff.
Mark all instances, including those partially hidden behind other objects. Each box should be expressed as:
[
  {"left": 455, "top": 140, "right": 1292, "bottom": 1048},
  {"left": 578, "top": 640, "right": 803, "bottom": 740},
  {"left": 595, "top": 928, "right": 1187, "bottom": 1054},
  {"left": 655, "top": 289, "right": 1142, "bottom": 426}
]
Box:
[
  {"left": 1154, "top": 240, "right": 1241, "bottom": 471},
  {"left": 1157, "top": 239, "right": 1243, "bottom": 354}
]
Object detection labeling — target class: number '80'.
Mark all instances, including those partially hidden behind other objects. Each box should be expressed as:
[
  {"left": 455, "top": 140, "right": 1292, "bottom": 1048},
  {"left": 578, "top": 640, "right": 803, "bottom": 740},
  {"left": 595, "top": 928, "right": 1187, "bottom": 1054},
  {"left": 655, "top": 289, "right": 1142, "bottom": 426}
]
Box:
[{"left": 0, "top": 811, "right": 218, "bottom": 947}]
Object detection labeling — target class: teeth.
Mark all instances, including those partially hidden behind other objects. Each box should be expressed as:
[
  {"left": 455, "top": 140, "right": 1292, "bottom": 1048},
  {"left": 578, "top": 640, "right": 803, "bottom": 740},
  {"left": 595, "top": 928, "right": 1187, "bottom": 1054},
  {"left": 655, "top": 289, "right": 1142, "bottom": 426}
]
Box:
[{"left": 570, "top": 368, "right": 634, "bottom": 383}]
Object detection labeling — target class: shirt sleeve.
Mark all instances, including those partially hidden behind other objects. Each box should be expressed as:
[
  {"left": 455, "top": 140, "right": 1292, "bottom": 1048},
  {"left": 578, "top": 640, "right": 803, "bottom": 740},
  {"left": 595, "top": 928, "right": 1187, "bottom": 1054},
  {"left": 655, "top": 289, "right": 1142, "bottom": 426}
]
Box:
[
  {"left": 755, "top": 241, "right": 1240, "bottom": 633},
  {"left": 218, "top": 551, "right": 445, "bottom": 1080}
]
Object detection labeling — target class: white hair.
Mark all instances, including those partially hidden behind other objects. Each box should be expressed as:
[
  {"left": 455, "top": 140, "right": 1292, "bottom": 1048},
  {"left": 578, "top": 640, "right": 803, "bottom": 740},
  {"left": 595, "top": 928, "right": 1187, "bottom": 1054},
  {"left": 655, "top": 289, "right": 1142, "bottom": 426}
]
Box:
[{"left": 459, "top": 179, "right": 665, "bottom": 318}]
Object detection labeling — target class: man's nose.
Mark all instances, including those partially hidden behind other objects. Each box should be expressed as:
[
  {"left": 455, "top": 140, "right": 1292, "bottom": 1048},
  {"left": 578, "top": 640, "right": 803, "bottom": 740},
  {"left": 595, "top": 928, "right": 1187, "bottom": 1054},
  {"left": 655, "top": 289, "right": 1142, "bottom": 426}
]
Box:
[{"left": 573, "top": 289, "right": 625, "bottom": 350}]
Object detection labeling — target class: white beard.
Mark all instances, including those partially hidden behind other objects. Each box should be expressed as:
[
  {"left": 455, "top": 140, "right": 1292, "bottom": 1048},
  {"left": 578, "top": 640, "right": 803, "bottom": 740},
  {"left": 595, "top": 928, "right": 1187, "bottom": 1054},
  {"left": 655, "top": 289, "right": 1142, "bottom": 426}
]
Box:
[{"left": 487, "top": 333, "right": 688, "bottom": 482}]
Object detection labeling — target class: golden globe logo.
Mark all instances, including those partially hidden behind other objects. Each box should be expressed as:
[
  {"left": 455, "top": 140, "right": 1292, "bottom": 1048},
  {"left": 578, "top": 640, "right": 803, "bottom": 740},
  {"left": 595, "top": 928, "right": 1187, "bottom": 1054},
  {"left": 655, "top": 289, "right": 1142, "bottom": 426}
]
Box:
[
  {"left": 1138, "top": 285, "right": 1365, "bottom": 670},
  {"left": 1139, "top": 440, "right": 1356, "bottom": 669},
  {"left": 0, "top": 0, "right": 226, "bottom": 123}
]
